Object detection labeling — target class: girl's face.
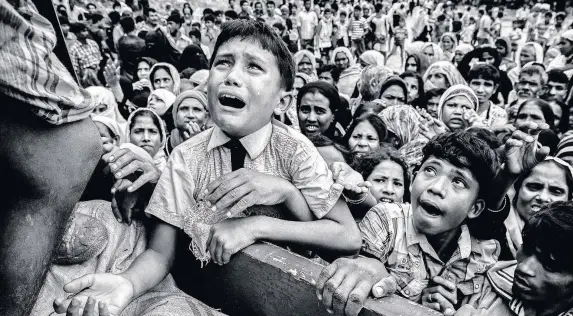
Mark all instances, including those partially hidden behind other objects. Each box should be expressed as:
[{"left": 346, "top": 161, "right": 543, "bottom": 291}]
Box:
[
  {"left": 130, "top": 115, "right": 162, "bottom": 157},
  {"left": 152, "top": 68, "right": 174, "bottom": 92},
  {"left": 95, "top": 122, "right": 117, "bottom": 146},
  {"left": 367, "top": 160, "right": 406, "bottom": 203},
  {"left": 423, "top": 46, "right": 435, "bottom": 60},
  {"left": 405, "top": 57, "right": 418, "bottom": 72},
  {"left": 516, "top": 102, "right": 546, "bottom": 127},
  {"left": 520, "top": 46, "right": 536, "bottom": 66},
  {"left": 176, "top": 98, "right": 209, "bottom": 130},
  {"left": 403, "top": 76, "right": 420, "bottom": 102},
  {"left": 137, "top": 61, "right": 151, "bottom": 80},
  {"left": 147, "top": 94, "right": 166, "bottom": 114},
  {"left": 298, "top": 92, "right": 334, "bottom": 137},
  {"left": 348, "top": 121, "right": 380, "bottom": 154},
  {"left": 515, "top": 162, "right": 569, "bottom": 222},
  {"left": 298, "top": 56, "right": 313, "bottom": 75},
  {"left": 441, "top": 95, "right": 475, "bottom": 130},
  {"left": 426, "top": 72, "right": 449, "bottom": 90},
  {"left": 442, "top": 36, "right": 454, "bottom": 50}
]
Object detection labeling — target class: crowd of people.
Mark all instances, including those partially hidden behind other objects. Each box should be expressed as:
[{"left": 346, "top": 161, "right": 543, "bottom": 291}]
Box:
[{"left": 3, "top": 0, "right": 573, "bottom": 315}]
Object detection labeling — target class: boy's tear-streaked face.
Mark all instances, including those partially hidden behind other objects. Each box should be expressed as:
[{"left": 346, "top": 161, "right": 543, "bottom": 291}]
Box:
[
  {"left": 410, "top": 157, "right": 480, "bottom": 236},
  {"left": 208, "top": 39, "right": 284, "bottom": 138}
]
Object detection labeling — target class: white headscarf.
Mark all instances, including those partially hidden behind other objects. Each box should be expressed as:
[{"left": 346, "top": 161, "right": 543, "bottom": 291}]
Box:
[{"left": 148, "top": 88, "right": 176, "bottom": 116}]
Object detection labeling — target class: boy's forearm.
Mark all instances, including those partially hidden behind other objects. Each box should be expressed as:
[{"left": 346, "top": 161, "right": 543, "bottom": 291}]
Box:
[{"left": 283, "top": 183, "right": 313, "bottom": 221}]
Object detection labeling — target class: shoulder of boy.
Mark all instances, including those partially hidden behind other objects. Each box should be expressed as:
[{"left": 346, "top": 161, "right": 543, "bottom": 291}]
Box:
[{"left": 370, "top": 202, "right": 409, "bottom": 219}]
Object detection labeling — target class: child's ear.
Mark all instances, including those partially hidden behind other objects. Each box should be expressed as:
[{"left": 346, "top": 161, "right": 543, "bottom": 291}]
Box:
[
  {"left": 274, "top": 90, "right": 294, "bottom": 115},
  {"left": 467, "top": 198, "right": 486, "bottom": 220}
]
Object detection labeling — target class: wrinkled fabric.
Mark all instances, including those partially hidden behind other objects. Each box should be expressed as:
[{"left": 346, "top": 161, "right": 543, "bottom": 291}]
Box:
[
  {"left": 420, "top": 42, "right": 447, "bottom": 63},
  {"left": 31, "top": 200, "right": 225, "bottom": 316},
  {"left": 423, "top": 61, "right": 468, "bottom": 88},
  {"left": 148, "top": 89, "right": 176, "bottom": 116},
  {"left": 360, "top": 50, "right": 386, "bottom": 67},
  {"left": 379, "top": 104, "right": 422, "bottom": 147},
  {"left": 86, "top": 86, "right": 127, "bottom": 124},
  {"left": 437, "top": 84, "right": 480, "bottom": 121}
]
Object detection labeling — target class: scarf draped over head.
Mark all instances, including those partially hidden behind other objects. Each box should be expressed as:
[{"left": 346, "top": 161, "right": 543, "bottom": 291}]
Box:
[
  {"left": 379, "top": 104, "right": 422, "bottom": 148},
  {"left": 92, "top": 116, "right": 124, "bottom": 145},
  {"left": 360, "top": 50, "right": 386, "bottom": 67},
  {"left": 378, "top": 76, "right": 408, "bottom": 102},
  {"left": 126, "top": 108, "right": 167, "bottom": 170},
  {"left": 331, "top": 47, "right": 361, "bottom": 96},
  {"left": 406, "top": 52, "right": 431, "bottom": 76},
  {"left": 149, "top": 62, "right": 181, "bottom": 95},
  {"left": 439, "top": 32, "right": 458, "bottom": 53},
  {"left": 455, "top": 43, "right": 474, "bottom": 57},
  {"left": 148, "top": 88, "right": 176, "bottom": 116},
  {"left": 421, "top": 42, "right": 446, "bottom": 63},
  {"left": 134, "top": 57, "right": 158, "bottom": 81},
  {"left": 86, "top": 86, "right": 127, "bottom": 125},
  {"left": 145, "top": 27, "right": 182, "bottom": 68},
  {"left": 423, "top": 61, "right": 467, "bottom": 89},
  {"left": 170, "top": 90, "right": 209, "bottom": 148},
  {"left": 437, "top": 84, "right": 479, "bottom": 122},
  {"left": 179, "top": 44, "right": 209, "bottom": 72},
  {"left": 508, "top": 42, "right": 544, "bottom": 85},
  {"left": 294, "top": 49, "right": 318, "bottom": 79},
  {"left": 405, "top": 41, "right": 426, "bottom": 55},
  {"left": 556, "top": 134, "right": 573, "bottom": 160},
  {"left": 189, "top": 69, "right": 210, "bottom": 88}
]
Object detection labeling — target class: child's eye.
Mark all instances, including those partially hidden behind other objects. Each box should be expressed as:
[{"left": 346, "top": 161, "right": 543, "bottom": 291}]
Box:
[
  {"left": 248, "top": 63, "right": 264, "bottom": 71},
  {"left": 452, "top": 177, "right": 467, "bottom": 188},
  {"left": 423, "top": 166, "right": 436, "bottom": 176},
  {"left": 214, "top": 59, "right": 231, "bottom": 67},
  {"left": 393, "top": 181, "right": 403, "bottom": 187}
]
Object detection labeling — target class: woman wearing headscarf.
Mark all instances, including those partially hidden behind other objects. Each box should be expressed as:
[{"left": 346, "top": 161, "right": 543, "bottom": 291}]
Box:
[
  {"left": 145, "top": 28, "right": 182, "bottom": 70},
  {"left": 453, "top": 43, "right": 473, "bottom": 66},
  {"left": 147, "top": 89, "right": 176, "bottom": 117},
  {"left": 297, "top": 81, "right": 345, "bottom": 141},
  {"left": 188, "top": 70, "right": 210, "bottom": 90},
  {"left": 507, "top": 42, "right": 544, "bottom": 85},
  {"left": 86, "top": 86, "right": 128, "bottom": 126},
  {"left": 439, "top": 32, "right": 458, "bottom": 61},
  {"left": 377, "top": 76, "right": 409, "bottom": 107},
  {"left": 125, "top": 108, "right": 168, "bottom": 171},
  {"left": 420, "top": 42, "right": 446, "bottom": 63},
  {"left": 359, "top": 50, "right": 386, "bottom": 67},
  {"left": 404, "top": 52, "right": 430, "bottom": 76},
  {"left": 179, "top": 44, "right": 209, "bottom": 73},
  {"left": 350, "top": 65, "right": 392, "bottom": 115},
  {"left": 293, "top": 50, "right": 318, "bottom": 80},
  {"left": 379, "top": 104, "right": 423, "bottom": 150},
  {"left": 167, "top": 90, "right": 210, "bottom": 154},
  {"left": 331, "top": 47, "right": 362, "bottom": 96},
  {"left": 149, "top": 62, "right": 181, "bottom": 95},
  {"left": 422, "top": 61, "right": 467, "bottom": 91},
  {"left": 437, "top": 84, "right": 480, "bottom": 131},
  {"left": 495, "top": 37, "right": 517, "bottom": 71}
]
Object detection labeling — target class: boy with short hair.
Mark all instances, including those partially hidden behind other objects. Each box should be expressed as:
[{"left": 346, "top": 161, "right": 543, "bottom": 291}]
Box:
[
  {"left": 56, "top": 20, "right": 361, "bottom": 313},
  {"left": 467, "top": 64, "right": 508, "bottom": 128},
  {"left": 316, "top": 127, "right": 550, "bottom": 316}
]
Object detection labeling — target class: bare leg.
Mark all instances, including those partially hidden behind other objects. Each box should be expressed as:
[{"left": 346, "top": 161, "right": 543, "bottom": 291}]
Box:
[{"left": 0, "top": 101, "right": 101, "bottom": 316}]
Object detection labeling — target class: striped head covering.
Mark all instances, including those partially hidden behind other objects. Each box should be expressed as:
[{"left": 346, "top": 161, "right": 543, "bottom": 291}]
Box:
[
  {"left": 437, "top": 84, "right": 479, "bottom": 122},
  {"left": 423, "top": 61, "right": 467, "bottom": 89},
  {"left": 556, "top": 134, "right": 573, "bottom": 161},
  {"left": 379, "top": 104, "right": 422, "bottom": 148}
]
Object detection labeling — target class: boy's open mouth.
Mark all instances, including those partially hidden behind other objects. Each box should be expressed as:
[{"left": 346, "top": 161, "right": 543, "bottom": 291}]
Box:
[
  {"left": 419, "top": 199, "right": 443, "bottom": 217},
  {"left": 219, "top": 94, "right": 246, "bottom": 109}
]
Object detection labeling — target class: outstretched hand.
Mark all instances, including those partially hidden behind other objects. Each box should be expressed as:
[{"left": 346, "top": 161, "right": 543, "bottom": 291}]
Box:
[
  {"left": 59, "top": 297, "right": 111, "bottom": 316},
  {"left": 331, "top": 162, "right": 371, "bottom": 200},
  {"left": 419, "top": 110, "right": 449, "bottom": 140},
  {"left": 503, "top": 122, "right": 550, "bottom": 176}
]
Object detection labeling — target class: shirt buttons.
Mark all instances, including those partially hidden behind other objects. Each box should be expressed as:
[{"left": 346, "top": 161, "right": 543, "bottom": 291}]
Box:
[{"left": 474, "top": 283, "right": 480, "bottom": 289}]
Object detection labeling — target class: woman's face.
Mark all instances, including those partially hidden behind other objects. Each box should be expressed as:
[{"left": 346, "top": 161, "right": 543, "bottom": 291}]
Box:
[
  {"left": 454, "top": 50, "right": 465, "bottom": 64},
  {"left": 515, "top": 162, "right": 569, "bottom": 222},
  {"left": 380, "top": 85, "right": 406, "bottom": 106},
  {"left": 176, "top": 98, "right": 209, "bottom": 130},
  {"left": 137, "top": 61, "right": 151, "bottom": 80},
  {"left": 423, "top": 46, "right": 435, "bottom": 60},
  {"left": 496, "top": 43, "right": 507, "bottom": 57},
  {"left": 130, "top": 115, "right": 162, "bottom": 157},
  {"left": 95, "top": 122, "right": 117, "bottom": 146},
  {"left": 405, "top": 57, "right": 418, "bottom": 72},
  {"left": 147, "top": 94, "right": 166, "bottom": 113},
  {"left": 92, "top": 103, "right": 109, "bottom": 115},
  {"left": 549, "top": 101, "right": 562, "bottom": 129},
  {"left": 426, "top": 72, "right": 449, "bottom": 90},
  {"left": 516, "top": 102, "right": 546, "bottom": 126},
  {"left": 480, "top": 51, "right": 496, "bottom": 65},
  {"left": 442, "top": 36, "right": 454, "bottom": 50},
  {"left": 367, "top": 160, "right": 405, "bottom": 203},
  {"left": 335, "top": 52, "right": 350, "bottom": 70},
  {"left": 298, "top": 92, "right": 334, "bottom": 137},
  {"left": 403, "top": 76, "right": 420, "bottom": 102},
  {"left": 441, "top": 95, "right": 474, "bottom": 130},
  {"left": 298, "top": 56, "right": 313, "bottom": 75},
  {"left": 152, "top": 68, "right": 174, "bottom": 92},
  {"left": 520, "top": 46, "right": 536, "bottom": 66},
  {"left": 348, "top": 121, "right": 380, "bottom": 154}
]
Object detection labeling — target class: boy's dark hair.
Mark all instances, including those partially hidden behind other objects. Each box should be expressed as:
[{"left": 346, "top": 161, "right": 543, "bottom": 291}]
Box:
[
  {"left": 478, "top": 9, "right": 484, "bottom": 15},
  {"left": 324, "top": 8, "right": 332, "bottom": 14},
  {"left": 420, "top": 131, "right": 500, "bottom": 200},
  {"left": 144, "top": 7, "right": 156, "bottom": 17},
  {"left": 267, "top": 0, "right": 276, "bottom": 6},
  {"left": 272, "top": 22, "right": 285, "bottom": 31},
  {"left": 317, "top": 64, "right": 341, "bottom": 83},
  {"left": 437, "top": 14, "right": 446, "bottom": 22},
  {"left": 240, "top": 0, "right": 249, "bottom": 5},
  {"left": 135, "top": 15, "right": 145, "bottom": 23},
  {"left": 210, "top": 20, "right": 295, "bottom": 91},
  {"left": 180, "top": 67, "right": 198, "bottom": 79},
  {"left": 70, "top": 22, "right": 88, "bottom": 34},
  {"left": 523, "top": 201, "right": 573, "bottom": 273},
  {"left": 351, "top": 144, "right": 411, "bottom": 202},
  {"left": 339, "top": 10, "right": 347, "bottom": 16},
  {"left": 167, "top": 12, "right": 183, "bottom": 24},
  {"left": 544, "top": 11, "right": 553, "bottom": 18},
  {"left": 225, "top": 10, "right": 239, "bottom": 19},
  {"left": 192, "top": 22, "right": 202, "bottom": 28},
  {"left": 468, "top": 64, "right": 500, "bottom": 85},
  {"left": 204, "top": 14, "right": 216, "bottom": 23},
  {"left": 189, "top": 28, "right": 201, "bottom": 40},
  {"left": 374, "top": 3, "right": 383, "bottom": 12},
  {"left": 497, "top": 12, "right": 503, "bottom": 18},
  {"left": 354, "top": 5, "right": 362, "bottom": 11},
  {"left": 203, "top": 8, "right": 214, "bottom": 16},
  {"left": 120, "top": 17, "right": 136, "bottom": 33},
  {"left": 108, "top": 11, "right": 120, "bottom": 24},
  {"left": 214, "top": 10, "right": 223, "bottom": 16},
  {"left": 113, "top": 1, "right": 121, "bottom": 8},
  {"left": 547, "top": 69, "right": 569, "bottom": 85},
  {"left": 59, "top": 15, "right": 70, "bottom": 26}
]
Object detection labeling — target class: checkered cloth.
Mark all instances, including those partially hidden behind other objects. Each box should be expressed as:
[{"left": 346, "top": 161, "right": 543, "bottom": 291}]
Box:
[
  {"left": 69, "top": 38, "right": 102, "bottom": 75},
  {"left": 0, "top": 0, "right": 95, "bottom": 125}
]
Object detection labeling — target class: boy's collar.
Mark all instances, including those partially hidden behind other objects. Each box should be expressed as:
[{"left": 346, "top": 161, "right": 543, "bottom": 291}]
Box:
[{"left": 207, "top": 123, "right": 273, "bottom": 159}]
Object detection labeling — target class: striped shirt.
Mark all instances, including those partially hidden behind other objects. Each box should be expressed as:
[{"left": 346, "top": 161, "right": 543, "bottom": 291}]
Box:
[
  {"left": 359, "top": 202, "right": 500, "bottom": 303},
  {"left": 0, "top": 0, "right": 95, "bottom": 125},
  {"left": 349, "top": 17, "right": 367, "bottom": 40}
]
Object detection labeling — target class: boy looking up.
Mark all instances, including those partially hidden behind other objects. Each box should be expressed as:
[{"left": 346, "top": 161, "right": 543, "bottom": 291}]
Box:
[{"left": 55, "top": 20, "right": 361, "bottom": 313}]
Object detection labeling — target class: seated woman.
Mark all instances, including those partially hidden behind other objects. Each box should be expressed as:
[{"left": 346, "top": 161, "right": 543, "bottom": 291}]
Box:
[
  {"left": 506, "top": 157, "right": 573, "bottom": 257},
  {"left": 400, "top": 71, "right": 426, "bottom": 108},
  {"left": 167, "top": 89, "right": 210, "bottom": 154},
  {"left": 342, "top": 114, "right": 387, "bottom": 158},
  {"left": 423, "top": 61, "right": 467, "bottom": 91},
  {"left": 126, "top": 108, "right": 168, "bottom": 171}
]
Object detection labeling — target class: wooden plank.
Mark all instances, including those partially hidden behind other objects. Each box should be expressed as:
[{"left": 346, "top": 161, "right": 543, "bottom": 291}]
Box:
[{"left": 178, "top": 242, "right": 441, "bottom": 316}]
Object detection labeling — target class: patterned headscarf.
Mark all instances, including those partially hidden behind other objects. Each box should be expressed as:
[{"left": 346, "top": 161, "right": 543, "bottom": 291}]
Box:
[
  {"left": 423, "top": 61, "right": 467, "bottom": 89},
  {"left": 379, "top": 104, "right": 422, "bottom": 148},
  {"left": 437, "top": 84, "right": 479, "bottom": 122},
  {"left": 420, "top": 42, "right": 447, "bottom": 63}
]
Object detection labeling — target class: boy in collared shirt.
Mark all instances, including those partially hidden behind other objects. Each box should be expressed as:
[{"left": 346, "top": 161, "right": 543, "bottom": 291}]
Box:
[
  {"left": 55, "top": 20, "right": 361, "bottom": 313},
  {"left": 316, "top": 127, "right": 550, "bottom": 316}
]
